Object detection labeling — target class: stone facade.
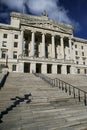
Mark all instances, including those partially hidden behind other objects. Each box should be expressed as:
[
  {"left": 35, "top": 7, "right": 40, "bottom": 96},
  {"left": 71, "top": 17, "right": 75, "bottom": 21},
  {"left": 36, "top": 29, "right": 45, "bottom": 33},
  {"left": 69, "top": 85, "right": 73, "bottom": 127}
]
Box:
[{"left": 0, "top": 11, "right": 87, "bottom": 74}]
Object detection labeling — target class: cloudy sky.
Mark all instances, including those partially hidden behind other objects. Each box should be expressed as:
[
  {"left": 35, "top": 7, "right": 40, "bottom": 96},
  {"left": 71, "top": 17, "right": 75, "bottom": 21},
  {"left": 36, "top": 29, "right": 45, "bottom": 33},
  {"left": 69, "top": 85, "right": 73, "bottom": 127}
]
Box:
[{"left": 0, "top": 0, "right": 87, "bottom": 39}]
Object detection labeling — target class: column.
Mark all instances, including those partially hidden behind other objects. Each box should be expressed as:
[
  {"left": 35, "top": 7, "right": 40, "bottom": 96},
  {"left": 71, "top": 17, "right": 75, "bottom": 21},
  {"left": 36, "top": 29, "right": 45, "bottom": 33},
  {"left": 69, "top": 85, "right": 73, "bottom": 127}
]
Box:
[
  {"left": 61, "top": 65, "right": 67, "bottom": 74},
  {"left": 18, "top": 62, "right": 24, "bottom": 72},
  {"left": 42, "top": 33, "right": 45, "bottom": 58},
  {"left": 52, "top": 64, "right": 57, "bottom": 74},
  {"left": 30, "top": 63, "right": 36, "bottom": 73},
  {"left": 60, "top": 36, "right": 64, "bottom": 59},
  {"left": 30, "top": 31, "right": 35, "bottom": 57},
  {"left": 42, "top": 63, "right": 47, "bottom": 74},
  {"left": 20, "top": 30, "right": 24, "bottom": 56},
  {"left": 51, "top": 35, "right": 55, "bottom": 58},
  {"left": 69, "top": 38, "right": 72, "bottom": 60}
]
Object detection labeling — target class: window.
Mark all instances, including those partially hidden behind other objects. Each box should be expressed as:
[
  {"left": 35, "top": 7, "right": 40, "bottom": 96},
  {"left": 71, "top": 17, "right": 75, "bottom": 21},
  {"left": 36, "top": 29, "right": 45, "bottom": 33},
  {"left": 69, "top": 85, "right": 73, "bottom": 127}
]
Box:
[
  {"left": 83, "top": 62, "right": 85, "bottom": 65},
  {"left": 82, "top": 52, "right": 84, "bottom": 56},
  {"left": 77, "top": 69, "right": 80, "bottom": 74},
  {"left": 12, "top": 65, "right": 16, "bottom": 71},
  {"left": 1, "top": 51, "right": 6, "bottom": 59},
  {"left": 84, "top": 69, "right": 87, "bottom": 74},
  {"left": 14, "top": 34, "right": 18, "bottom": 39},
  {"left": 81, "top": 46, "right": 83, "bottom": 49},
  {"left": 13, "top": 51, "right": 17, "bottom": 59},
  {"left": 14, "top": 42, "right": 18, "bottom": 47},
  {"left": 2, "top": 41, "right": 7, "bottom": 47},
  {"left": 75, "top": 45, "right": 77, "bottom": 48},
  {"left": 75, "top": 51, "right": 78, "bottom": 55},
  {"left": 76, "top": 61, "right": 79, "bottom": 64},
  {"left": 3, "top": 34, "right": 7, "bottom": 38}
]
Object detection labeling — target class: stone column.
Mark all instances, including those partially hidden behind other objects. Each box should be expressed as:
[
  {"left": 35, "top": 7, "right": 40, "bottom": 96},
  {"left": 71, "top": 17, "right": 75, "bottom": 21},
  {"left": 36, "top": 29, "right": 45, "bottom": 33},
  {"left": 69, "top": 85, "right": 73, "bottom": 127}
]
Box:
[
  {"left": 69, "top": 38, "right": 72, "bottom": 60},
  {"left": 42, "top": 33, "right": 46, "bottom": 58},
  {"left": 60, "top": 36, "right": 64, "bottom": 59},
  {"left": 52, "top": 64, "right": 57, "bottom": 74},
  {"left": 61, "top": 65, "right": 67, "bottom": 74},
  {"left": 42, "top": 63, "right": 47, "bottom": 74},
  {"left": 30, "top": 63, "right": 36, "bottom": 73},
  {"left": 30, "top": 31, "right": 35, "bottom": 57},
  {"left": 51, "top": 35, "right": 55, "bottom": 58},
  {"left": 21, "top": 30, "right": 24, "bottom": 56}
]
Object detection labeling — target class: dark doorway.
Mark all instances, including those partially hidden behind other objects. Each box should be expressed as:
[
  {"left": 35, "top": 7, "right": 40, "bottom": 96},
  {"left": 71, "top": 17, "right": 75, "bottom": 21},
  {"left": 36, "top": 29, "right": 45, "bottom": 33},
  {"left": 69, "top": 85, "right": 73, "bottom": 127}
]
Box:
[
  {"left": 57, "top": 65, "right": 62, "bottom": 74},
  {"left": 24, "top": 63, "right": 30, "bottom": 73},
  {"left": 36, "top": 63, "right": 41, "bottom": 73},
  {"left": 67, "top": 65, "right": 71, "bottom": 74},
  {"left": 47, "top": 64, "right": 52, "bottom": 74}
]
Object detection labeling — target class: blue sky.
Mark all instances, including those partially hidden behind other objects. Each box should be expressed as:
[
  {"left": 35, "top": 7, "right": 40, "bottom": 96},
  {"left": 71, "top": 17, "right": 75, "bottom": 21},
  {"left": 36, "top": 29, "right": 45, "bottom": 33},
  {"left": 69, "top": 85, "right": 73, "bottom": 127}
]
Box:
[{"left": 0, "top": 0, "right": 87, "bottom": 39}]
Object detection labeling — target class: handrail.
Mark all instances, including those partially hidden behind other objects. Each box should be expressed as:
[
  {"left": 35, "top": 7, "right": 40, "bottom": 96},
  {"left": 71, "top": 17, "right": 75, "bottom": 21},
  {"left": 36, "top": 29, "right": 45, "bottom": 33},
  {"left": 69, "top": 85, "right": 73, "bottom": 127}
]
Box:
[{"left": 33, "top": 73, "right": 87, "bottom": 106}]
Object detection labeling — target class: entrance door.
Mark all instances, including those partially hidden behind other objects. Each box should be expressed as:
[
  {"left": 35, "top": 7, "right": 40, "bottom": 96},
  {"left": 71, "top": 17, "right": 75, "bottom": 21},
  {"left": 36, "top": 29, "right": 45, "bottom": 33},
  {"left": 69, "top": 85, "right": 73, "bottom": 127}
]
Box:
[
  {"left": 67, "top": 65, "right": 71, "bottom": 74},
  {"left": 47, "top": 64, "right": 52, "bottom": 74},
  {"left": 57, "top": 65, "right": 61, "bottom": 74},
  {"left": 24, "top": 63, "right": 30, "bottom": 73},
  {"left": 36, "top": 63, "right": 41, "bottom": 73}
]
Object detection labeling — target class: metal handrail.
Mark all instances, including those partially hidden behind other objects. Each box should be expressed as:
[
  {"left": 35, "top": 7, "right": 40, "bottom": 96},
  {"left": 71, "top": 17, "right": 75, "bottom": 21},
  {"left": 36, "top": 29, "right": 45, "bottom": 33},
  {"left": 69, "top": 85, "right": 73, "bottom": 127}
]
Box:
[{"left": 33, "top": 73, "right": 87, "bottom": 106}]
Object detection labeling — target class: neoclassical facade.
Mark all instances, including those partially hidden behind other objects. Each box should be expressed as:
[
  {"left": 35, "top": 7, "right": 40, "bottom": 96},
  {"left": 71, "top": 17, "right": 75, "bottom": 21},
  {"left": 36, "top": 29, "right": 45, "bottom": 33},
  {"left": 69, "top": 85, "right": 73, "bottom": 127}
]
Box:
[{"left": 0, "top": 11, "right": 87, "bottom": 74}]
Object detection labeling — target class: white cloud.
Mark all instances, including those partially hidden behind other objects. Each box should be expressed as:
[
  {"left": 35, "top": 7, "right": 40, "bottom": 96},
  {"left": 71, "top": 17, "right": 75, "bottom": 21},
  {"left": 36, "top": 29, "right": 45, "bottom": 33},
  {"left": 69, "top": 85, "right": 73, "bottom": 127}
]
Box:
[{"left": 0, "top": 0, "right": 80, "bottom": 31}]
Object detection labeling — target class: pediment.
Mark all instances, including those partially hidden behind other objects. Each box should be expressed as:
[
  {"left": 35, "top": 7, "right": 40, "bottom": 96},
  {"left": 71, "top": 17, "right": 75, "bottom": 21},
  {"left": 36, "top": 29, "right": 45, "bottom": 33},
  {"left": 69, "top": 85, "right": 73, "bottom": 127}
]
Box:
[
  {"left": 30, "top": 22, "right": 68, "bottom": 33},
  {"left": 21, "top": 17, "right": 72, "bottom": 34}
]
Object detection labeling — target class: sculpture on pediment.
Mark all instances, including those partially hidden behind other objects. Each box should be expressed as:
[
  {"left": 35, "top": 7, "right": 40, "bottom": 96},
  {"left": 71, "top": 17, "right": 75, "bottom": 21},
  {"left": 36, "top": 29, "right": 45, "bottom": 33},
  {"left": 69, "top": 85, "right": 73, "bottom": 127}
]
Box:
[{"left": 42, "top": 10, "right": 48, "bottom": 17}]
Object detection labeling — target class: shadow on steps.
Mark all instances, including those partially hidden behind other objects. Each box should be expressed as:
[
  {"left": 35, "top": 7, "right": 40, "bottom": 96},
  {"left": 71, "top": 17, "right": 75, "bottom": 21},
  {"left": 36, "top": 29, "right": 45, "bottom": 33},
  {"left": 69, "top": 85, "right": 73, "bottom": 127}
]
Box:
[{"left": 0, "top": 93, "right": 32, "bottom": 123}]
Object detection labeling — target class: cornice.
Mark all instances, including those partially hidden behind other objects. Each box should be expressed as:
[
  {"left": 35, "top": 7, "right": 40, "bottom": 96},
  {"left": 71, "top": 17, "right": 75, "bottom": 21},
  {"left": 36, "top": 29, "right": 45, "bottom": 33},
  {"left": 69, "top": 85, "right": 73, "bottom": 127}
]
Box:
[{"left": 72, "top": 37, "right": 87, "bottom": 43}]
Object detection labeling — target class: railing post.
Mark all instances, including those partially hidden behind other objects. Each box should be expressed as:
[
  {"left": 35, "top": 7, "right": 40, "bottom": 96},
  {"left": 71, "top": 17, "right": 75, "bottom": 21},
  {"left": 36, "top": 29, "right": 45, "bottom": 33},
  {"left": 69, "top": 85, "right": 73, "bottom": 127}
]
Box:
[
  {"left": 59, "top": 80, "right": 61, "bottom": 89},
  {"left": 78, "top": 90, "right": 81, "bottom": 102},
  {"left": 69, "top": 85, "right": 71, "bottom": 95},
  {"left": 65, "top": 83, "right": 67, "bottom": 93},
  {"left": 73, "top": 87, "right": 75, "bottom": 98},
  {"left": 84, "top": 93, "right": 87, "bottom": 106},
  {"left": 62, "top": 81, "right": 64, "bottom": 90}
]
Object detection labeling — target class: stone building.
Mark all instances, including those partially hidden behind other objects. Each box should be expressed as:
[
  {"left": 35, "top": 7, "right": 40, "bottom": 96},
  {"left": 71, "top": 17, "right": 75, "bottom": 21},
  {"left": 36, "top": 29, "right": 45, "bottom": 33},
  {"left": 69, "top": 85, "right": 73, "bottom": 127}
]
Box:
[{"left": 0, "top": 11, "right": 87, "bottom": 74}]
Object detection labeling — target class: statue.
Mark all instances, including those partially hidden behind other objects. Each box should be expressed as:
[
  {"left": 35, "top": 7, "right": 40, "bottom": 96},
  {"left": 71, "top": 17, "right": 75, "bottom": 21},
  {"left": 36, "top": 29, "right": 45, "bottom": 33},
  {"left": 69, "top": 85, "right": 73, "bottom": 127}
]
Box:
[{"left": 42, "top": 10, "right": 48, "bottom": 17}]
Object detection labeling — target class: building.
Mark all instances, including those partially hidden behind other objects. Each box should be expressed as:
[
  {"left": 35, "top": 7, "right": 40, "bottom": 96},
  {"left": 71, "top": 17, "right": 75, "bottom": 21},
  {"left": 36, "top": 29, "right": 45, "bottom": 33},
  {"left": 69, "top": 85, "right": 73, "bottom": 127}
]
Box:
[{"left": 0, "top": 11, "right": 87, "bottom": 74}]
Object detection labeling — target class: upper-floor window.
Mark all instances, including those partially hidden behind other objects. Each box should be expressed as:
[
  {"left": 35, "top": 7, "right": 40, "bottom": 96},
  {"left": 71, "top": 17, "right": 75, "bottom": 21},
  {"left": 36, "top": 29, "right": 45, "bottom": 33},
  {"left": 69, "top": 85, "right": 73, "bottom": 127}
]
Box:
[
  {"left": 75, "top": 45, "right": 77, "bottom": 48},
  {"left": 14, "top": 34, "right": 18, "bottom": 39},
  {"left": 13, "top": 51, "right": 17, "bottom": 59},
  {"left": 75, "top": 51, "right": 78, "bottom": 55},
  {"left": 76, "top": 61, "right": 79, "bottom": 64},
  {"left": 1, "top": 51, "right": 6, "bottom": 59},
  {"left": 82, "top": 52, "right": 84, "bottom": 56},
  {"left": 14, "top": 42, "right": 18, "bottom": 48},
  {"left": 3, "top": 34, "right": 7, "bottom": 38},
  {"left": 81, "top": 46, "right": 83, "bottom": 50},
  {"left": 2, "top": 41, "right": 7, "bottom": 47},
  {"left": 83, "top": 62, "right": 85, "bottom": 65}
]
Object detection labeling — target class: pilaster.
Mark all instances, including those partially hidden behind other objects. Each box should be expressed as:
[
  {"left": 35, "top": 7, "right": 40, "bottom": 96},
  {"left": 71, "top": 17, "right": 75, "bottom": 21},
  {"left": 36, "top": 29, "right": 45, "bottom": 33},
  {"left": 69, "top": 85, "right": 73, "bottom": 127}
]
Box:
[
  {"left": 42, "top": 33, "right": 46, "bottom": 58},
  {"left": 60, "top": 36, "right": 64, "bottom": 59},
  {"left": 51, "top": 35, "right": 55, "bottom": 58}
]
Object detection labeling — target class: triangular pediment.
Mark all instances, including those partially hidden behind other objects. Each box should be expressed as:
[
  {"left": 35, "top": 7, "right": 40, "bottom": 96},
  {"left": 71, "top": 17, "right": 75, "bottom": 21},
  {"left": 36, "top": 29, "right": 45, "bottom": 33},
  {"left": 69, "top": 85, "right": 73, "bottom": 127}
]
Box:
[
  {"left": 21, "top": 19, "right": 72, "bottom": 34},
  {"left": 29, "top": 22, "right": 68, "bottom": 33}
]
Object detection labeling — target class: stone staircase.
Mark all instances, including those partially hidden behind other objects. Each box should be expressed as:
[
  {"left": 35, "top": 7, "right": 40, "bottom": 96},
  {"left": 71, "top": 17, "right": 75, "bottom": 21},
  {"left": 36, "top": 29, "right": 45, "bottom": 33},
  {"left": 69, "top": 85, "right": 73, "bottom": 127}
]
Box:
[{"left": 0, "top": 73, "right": 87, "bottom": 130}]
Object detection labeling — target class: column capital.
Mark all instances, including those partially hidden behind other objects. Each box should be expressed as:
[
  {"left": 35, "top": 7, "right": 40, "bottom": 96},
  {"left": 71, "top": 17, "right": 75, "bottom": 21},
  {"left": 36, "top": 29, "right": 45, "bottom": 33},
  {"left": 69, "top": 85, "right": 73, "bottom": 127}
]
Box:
[
  {"left": 41, "top": 32, "right": 46, "bottom": 35},
  {"left": 51, "top": 33, "right": 56, "bottom": 37},
  {"left": 60, "top": 35, "right": 64, "bottom": 38},
  {"left": 31, "top": 30, "right": 36, "bottom": 33}
]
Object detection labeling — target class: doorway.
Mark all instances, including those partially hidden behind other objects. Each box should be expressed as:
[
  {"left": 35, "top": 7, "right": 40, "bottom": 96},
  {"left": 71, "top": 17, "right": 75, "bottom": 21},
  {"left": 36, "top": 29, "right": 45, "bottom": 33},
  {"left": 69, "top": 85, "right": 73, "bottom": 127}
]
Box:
[
  {"left": 67, "top": 65, "right": 71, "bottom": 74},
  {"left": 47, "top": 64, "right": 52, "bottom": 74},
  {"left": 36, "top": 63, "right": 41, "bottom": 73},
  {"left": 57, "top": 65, "right": 62, "bottom": 74},
  {"left": 24, "top": 63, "right": 30, "bottom": 73}
]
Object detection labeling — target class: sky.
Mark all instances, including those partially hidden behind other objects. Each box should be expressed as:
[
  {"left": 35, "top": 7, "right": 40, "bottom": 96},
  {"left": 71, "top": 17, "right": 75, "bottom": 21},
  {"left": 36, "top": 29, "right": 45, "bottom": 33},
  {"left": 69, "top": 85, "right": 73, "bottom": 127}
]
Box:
[{"left": 0, "top": 0, "right": 87, "bottom": 39}]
